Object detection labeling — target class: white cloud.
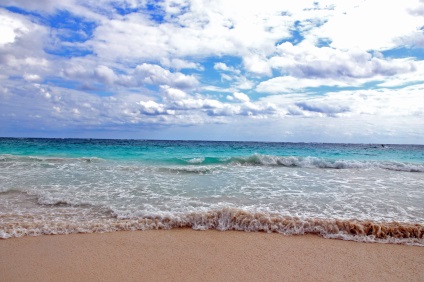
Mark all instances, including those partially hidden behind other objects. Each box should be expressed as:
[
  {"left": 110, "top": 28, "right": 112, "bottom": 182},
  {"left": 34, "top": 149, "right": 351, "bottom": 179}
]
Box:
[
  {"left": 272, "top": 42, "right": 416, "bottom": 79},
  {"left": 214, "top": 62, "right": 240, "bottom": 74},
  {"left": 161, "top": 85, "right": 187, "bottom": 99},
  {"left": 376, "top": 61, "right": 424, "bottom": 88},
  {"left": 214, "top": 62, "right": 231, "bottom": 71},
  {"left": 243, "top": 55, "right": 272, "bottom": 76},
  {"left": 1, "top": 72, "right": 423, "bottom": 143},
  {"left": 213, "top": 62, "right": 254, "bottom": 90},
  {"left": 233, "top": 75, "right": 255, "bottom": 90},
  {"left": 160, "top": 58, "right": 203, "bottom": 70},
  {"left": 408, "top": 0, "right": 424, "bottom": 16},
  {"left": 259, "top": 85, "right": 424, "bottom": 119},
  {"left": 138, "top": 100, "right": 166, "bottom": 115},
  {"left": 23, "top": 73, "right": 42, "bottom": 82},
  {"left": 94, "top": 65, "right": 117, "bottom": 85},
  {"left": 307, "top": 0, "right": 424, "bottom": 51},
  {"left": 135, "top": 63, "right": 198, "bottom": 89},
  {"left": 0, "top": 9, "right": 50, "bottom": 79},
  {"left": 232, "top": 92, "right": 250, "bottom": 102},
  {"left": 256, "top": 76, "right": 351, "bottom": 93},
  {"left": 61, "top": 60, "right": 199, "bottom": 90},
  {"left": 0, "top": 11, "right": 29, "bottom": 45},
  {"left": 398, "top": 30, "right": 424, "bottom": 49},
  {"left": 294, "top": 101, "right": 350, "bottom": 116},
  {"left": 62, "top": 60, "right": 122, "bottom": 87},
  {"left": 256, "top": 42, "right": 419, "bottom": 93},
  {"left": 86, "top": 0, "right": 298, "bottom": 66}
]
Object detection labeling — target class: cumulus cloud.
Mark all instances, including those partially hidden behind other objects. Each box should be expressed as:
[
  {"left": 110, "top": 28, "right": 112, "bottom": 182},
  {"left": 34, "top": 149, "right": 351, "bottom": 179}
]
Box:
[
  {"left": 214, "top": 62, "right": 240, "bottom": 74},
  {"left": 214, "top": 62, "right": 232, "bottom": 72},
  {"left": 160, "top": 58, "right": 203, "bottom": 70},
  {"left": 85, "top": 0, "right": 298, "bottom": 66},
  {"left": 0, "top": 9, "right": 50, "bottom": 77},
  {"left": 232, "top": 92, "right": 250, "bottom": 102},
  {"left": 0, "top": 11, "right": 29, "bottom": 45},
  {"left": 135, "top": 63, "right": 198, "bottom": 89},
  {"left": 60, "top": 61, "right": 199, "bottom": 90},
  {"left": 138, "top": 100, "right": 167, "bottom": 115},
  {"left": 255, "top": 42, "right": 418, "bottom": 93},
  {"left": 259, "top": 85, "right": 424, "bottom": 119},
  {"left": 408, "top": 0, "right": 424, "bottom": 16},
  {"left": 160, "top": 85, "right": 188, "bottom": 100},
  {"left": 375, "top": 61, "right": 424, "bottom": 88},
  {"left": 94, "top": 65, "right": 117, "bottom": 85},
  {"left": 62, "top": 61, "right": 122, "bottom": 88},
  {"left": 307, "top": 0, "right": 424, "bottom": 51},
  {"left": 243, "top": 55, "right": 272, "bottom": 76},
  {"left": 271, "top": 42, "right": 416, "bottom": 79}
]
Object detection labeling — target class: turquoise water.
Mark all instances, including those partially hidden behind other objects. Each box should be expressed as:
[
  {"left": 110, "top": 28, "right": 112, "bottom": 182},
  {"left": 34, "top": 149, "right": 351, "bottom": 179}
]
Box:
[
  {"left": 1, "top": 138, "right": 423, "bottom": 245},
  {"left": 1, "top": 138, "right": 423, "bottom": 164}
]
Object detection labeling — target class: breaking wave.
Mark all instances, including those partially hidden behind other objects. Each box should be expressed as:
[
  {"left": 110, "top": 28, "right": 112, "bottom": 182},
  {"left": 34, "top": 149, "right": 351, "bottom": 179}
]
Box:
[
  {"left": 1, "top": 154, "right": 423, "bottom": 172},
  {"left": 177, "top": 154, "right": 424, "bottom": 172},
  {"left": 1, "top": 207, "right": 423, "bottom": 246}
]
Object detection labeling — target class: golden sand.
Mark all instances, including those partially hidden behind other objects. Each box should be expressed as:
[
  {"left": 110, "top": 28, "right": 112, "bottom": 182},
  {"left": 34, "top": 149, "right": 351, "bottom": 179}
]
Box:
[{"left": 1, "top": 229, "right": 423, "bottom": 281}]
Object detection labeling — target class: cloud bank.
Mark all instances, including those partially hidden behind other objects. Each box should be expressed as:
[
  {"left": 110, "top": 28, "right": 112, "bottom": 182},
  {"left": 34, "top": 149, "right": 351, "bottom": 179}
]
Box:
[{"left": 1, "top": 0, "right": 424, "bottom": 143}]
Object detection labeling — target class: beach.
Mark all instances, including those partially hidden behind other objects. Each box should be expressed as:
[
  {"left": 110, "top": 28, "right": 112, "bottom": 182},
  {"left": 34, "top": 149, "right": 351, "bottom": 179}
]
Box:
[
  {"left": 1, "top": 229, "right": 423, "bottom": 281},
  {"left": 1, "top": 139, "right": 423, "bottom": 280}
]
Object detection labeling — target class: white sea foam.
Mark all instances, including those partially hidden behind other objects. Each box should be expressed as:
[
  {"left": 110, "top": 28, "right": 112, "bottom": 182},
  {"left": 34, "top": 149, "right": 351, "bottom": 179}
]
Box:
[
  {"left": 1, "top": 153, "right": 423, "bottom": 172},
  {"left": 229, "top": 154, "right": 424, "bottom": 172},
  {"left": 1, "top": 206, "right": 423, "bottom": 246}
]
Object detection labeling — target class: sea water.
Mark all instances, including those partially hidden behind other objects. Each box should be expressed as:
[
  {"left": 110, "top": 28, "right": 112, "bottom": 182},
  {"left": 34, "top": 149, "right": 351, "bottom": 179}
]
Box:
[{"left": 0, "top": 138, "right": 423, "bottom": 245}]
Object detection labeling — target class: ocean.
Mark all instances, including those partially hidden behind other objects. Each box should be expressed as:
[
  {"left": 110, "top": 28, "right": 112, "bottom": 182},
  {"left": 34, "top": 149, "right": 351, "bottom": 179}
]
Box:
[{"left": 1, "top": 138, "right": 423, "bottom": 245}]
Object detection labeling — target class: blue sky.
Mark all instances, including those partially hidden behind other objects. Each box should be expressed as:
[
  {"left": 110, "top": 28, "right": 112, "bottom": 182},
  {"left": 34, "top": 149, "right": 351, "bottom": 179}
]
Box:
[{"left": 1, "top": 0, "right": 424, "bottom": 143}]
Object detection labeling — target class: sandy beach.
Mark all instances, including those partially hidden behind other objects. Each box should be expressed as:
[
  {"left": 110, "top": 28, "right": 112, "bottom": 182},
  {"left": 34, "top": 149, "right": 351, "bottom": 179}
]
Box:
[{"left": 1, "top": 229, "right": 423, "bottom": 281}]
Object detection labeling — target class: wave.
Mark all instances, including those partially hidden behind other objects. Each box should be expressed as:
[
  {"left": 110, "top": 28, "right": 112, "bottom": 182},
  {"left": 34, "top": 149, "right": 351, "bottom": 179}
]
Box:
[
  {"left": 1, "top": 207, "right": 423, "bottom": 245},
  {"left": 176, "top": 154, "right": 424, "bottom": 172},
  {"left": 1, "top": 153, "right": 423, "bottom": 172},
  {"left": 159, "top": 166, "right": 217, "bottom": 174},
  {"left": 171, "top": 157, "right": 227, "bottom": 165}
]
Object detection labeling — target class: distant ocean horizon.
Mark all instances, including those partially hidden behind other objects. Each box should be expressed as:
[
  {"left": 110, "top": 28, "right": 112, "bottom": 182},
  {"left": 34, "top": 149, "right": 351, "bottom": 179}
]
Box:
[
  {"left": 1, "top": 137, "right": 423, "bottom": 245},
  {"left": 2, "top": 136, "right": 424, "bottom": 145}
]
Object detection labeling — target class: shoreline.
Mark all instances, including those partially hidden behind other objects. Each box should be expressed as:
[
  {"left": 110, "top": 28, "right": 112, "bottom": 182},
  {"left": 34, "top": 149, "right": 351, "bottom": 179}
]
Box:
[{"left": 1, "top": 229, "right": 423, "bottom": 281}]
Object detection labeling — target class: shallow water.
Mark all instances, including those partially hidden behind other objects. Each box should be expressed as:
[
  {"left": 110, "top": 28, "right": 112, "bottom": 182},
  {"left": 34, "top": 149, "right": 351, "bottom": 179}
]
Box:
[{"left": 1, "top": 138, "right": 423, "bottom": 245}]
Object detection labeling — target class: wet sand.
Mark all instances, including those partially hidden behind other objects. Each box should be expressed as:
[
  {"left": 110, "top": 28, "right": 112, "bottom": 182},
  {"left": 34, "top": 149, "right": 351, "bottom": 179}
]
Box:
[{"left": 1, "top": 229, "right": 423, "bottom": 281}]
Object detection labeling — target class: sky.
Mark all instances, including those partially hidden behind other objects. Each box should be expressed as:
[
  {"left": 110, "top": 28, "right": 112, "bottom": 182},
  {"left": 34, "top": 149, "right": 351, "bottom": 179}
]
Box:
[{"left": 0, "top": 0, "right": 424, "bottom": 143}]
